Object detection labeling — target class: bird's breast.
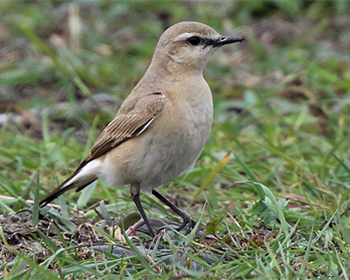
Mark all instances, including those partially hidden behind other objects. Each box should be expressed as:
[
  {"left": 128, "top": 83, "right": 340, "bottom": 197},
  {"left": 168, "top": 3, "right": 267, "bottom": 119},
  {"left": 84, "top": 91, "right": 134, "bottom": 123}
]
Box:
[{"left": 132, "top": 87, "right": 213, "bottom": 190}]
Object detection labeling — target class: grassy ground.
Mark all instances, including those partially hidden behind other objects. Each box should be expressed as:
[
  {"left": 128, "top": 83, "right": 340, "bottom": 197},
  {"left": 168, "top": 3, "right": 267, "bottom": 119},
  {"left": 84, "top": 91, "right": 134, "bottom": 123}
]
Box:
[{"left": 1, "top": 0, "right": 350, "bottom": 279}]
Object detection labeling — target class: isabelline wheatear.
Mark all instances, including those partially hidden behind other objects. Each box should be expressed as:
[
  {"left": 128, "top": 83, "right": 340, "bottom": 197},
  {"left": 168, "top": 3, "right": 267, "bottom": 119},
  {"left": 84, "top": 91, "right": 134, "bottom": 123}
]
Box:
[{"left": 40, "top": 21, "right": 244, "bottom": 237}]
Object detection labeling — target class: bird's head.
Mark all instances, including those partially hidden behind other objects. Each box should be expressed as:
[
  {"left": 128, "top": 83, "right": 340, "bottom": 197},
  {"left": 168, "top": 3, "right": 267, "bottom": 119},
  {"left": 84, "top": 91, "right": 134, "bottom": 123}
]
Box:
[{"left": 153, "top": 21, "right": 244, "bottom": 73}]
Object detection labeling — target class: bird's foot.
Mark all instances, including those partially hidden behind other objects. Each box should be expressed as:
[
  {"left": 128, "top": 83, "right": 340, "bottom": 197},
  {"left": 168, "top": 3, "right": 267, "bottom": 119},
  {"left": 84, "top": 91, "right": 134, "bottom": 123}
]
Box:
[{"left": 175, "top": 209, "right": 197, "bottom": 234}]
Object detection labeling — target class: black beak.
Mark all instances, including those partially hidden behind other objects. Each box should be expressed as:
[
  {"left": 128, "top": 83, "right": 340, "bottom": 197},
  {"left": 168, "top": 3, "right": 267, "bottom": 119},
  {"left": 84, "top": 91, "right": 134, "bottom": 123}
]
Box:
[{"left": 213, "top": 35, "right": 245, "bottom": 47}]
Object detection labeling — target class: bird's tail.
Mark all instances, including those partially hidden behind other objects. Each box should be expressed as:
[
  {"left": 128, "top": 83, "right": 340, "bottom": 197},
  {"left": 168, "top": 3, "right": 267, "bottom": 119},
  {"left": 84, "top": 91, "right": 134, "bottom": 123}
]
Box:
[{"left": 39, "top": 169, "right": 97, "bottom": 207}]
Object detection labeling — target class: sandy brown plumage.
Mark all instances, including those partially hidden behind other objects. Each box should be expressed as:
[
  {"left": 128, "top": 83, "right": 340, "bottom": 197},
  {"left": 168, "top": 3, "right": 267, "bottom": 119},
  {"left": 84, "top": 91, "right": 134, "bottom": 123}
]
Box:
[{"left": 39, "top": 21, "right": 244, "bottom": 237}]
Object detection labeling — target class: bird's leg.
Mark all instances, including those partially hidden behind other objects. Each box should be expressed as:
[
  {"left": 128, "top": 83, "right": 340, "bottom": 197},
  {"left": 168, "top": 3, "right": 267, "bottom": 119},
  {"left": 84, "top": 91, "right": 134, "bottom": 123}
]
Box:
[
  {"left": 152, "top": 189, "right": 196, "bottom": 233},
  {"left": 131, "top": 185, "right": 156, "bottom": 238}
]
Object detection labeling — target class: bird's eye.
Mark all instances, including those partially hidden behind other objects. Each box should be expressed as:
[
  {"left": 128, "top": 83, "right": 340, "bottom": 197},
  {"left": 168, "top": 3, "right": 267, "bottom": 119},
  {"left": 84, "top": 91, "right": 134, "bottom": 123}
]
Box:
[{"left": 187, "top": 36, "right": 202, "bottom": 46}]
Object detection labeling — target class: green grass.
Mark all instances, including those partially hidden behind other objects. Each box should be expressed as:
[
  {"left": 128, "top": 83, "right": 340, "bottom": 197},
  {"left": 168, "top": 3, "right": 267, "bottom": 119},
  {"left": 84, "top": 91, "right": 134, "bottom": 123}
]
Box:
[{"left": 1, "top": 0, "right": 350, "bottom": 279}]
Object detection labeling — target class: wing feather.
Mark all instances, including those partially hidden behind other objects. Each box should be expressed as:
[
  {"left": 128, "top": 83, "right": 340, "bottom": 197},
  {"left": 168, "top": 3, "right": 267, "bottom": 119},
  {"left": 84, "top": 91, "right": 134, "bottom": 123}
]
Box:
[
  {"left": 78, "top": 92, "right": 167, "bottom": 169},
  {"left": 40, "top": 92, "right": 167, "bottom": 206}
]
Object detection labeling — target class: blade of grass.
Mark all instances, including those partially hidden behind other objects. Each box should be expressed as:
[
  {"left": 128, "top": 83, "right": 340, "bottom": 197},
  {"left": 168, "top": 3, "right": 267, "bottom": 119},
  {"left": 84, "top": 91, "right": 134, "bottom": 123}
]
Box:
[
  {"left": 32, "top": 172, "right": 40, "bottom": 226},
  {"left": 13, "top": 172, "right": 36, "bottom": 211},
  {"left": 123, "top": 230, "right": 156, "bottom": 275},
  {"left": 191, "top": 151, "right": 231, "bottom": 204},
  {"left": 234, "top": 153, "right": 265, "bottom": 200},
  {"left": 333, "top": 153, "right": 350, "bottom": 176},
  {"left": 78, "top": 181, "right": 97, "bottom": 209}
]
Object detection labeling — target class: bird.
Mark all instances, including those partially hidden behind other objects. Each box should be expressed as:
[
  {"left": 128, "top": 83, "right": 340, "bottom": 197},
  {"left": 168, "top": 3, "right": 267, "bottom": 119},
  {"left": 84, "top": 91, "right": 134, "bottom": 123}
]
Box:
[{"left": 40, "top": 21, "right": 244, "bottom": 238}]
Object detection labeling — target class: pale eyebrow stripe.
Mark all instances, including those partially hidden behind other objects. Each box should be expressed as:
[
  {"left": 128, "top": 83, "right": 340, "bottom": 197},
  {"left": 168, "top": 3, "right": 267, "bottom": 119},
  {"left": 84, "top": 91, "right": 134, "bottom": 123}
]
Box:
[
  {"left": 174, "top": 32, "right": 217, "bottom": 46},
  {"left": 174, "top": 32, "right": 195, "bottom": 42}
]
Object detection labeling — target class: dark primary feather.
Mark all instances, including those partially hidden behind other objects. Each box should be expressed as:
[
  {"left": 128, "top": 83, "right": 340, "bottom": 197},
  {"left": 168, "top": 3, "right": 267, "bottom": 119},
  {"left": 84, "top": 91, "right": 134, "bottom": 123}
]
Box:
[{"left": 40, "top": 92, "right": 167, "bottom": 206}]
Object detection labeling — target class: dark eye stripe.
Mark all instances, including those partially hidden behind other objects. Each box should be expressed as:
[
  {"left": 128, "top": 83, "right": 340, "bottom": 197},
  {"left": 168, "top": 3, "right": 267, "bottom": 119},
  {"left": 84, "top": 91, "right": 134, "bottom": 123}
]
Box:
[{"left": 204, "top": 39, "right": 215, "bottom": 45}]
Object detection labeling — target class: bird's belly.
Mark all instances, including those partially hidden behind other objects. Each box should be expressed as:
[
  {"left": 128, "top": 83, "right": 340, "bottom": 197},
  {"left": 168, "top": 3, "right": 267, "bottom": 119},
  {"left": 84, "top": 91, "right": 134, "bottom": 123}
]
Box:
[{"left": 136, "top": 121, "right": 209, "bottom": 190}]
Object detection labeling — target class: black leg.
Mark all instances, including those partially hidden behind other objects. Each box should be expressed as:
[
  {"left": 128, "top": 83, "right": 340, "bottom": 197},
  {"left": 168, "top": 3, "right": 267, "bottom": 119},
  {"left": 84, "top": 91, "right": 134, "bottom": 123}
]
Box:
[
  {"left": 152, "top": 189, "right": 196, "bottom": 233},
  {"left": 132, "top": 192, "right": 156, "bottom": 238}
]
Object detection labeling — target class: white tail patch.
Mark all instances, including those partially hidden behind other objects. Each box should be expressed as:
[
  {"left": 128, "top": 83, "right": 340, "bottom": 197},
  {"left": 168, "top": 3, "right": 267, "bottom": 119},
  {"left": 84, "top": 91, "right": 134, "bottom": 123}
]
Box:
[{"left": 64, "top": 159, "right": 101, "bottom": 188}]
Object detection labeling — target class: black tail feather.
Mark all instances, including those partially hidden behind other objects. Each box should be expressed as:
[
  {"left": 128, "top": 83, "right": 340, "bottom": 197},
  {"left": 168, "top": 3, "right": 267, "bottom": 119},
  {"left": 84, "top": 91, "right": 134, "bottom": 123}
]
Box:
[{"left": 39, "top": 172, "right": 97, "bottom": 207}]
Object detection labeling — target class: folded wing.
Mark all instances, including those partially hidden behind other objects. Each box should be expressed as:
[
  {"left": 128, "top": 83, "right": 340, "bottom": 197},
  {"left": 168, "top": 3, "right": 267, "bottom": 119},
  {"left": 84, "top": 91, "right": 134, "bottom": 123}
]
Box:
[{"left": 40, "top": 92, "right": 167, "bottom": 206}]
